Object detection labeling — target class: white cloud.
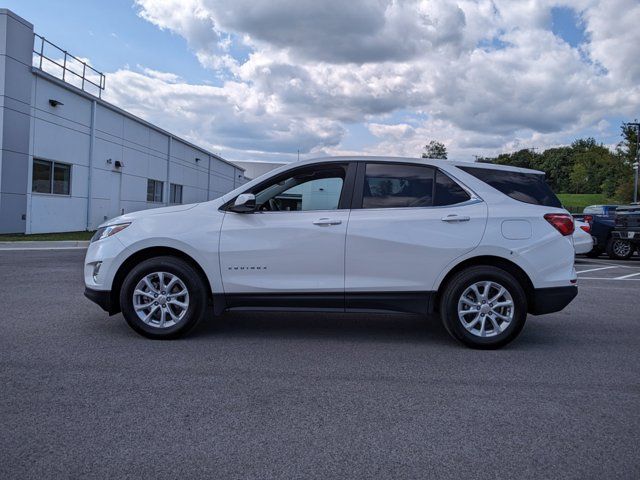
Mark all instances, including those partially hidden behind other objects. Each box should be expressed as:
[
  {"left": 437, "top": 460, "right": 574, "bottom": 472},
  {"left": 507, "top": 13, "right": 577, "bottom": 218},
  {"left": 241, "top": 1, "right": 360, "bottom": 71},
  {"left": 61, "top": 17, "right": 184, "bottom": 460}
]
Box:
[
  {"left": 106, "top": 0, "right": 640, "bottom": 162},
  {"left": 103, "top": 68, "right": 344, "bottom": 159},
  {"left": 368, "top": 123, "right": 415, "bottom": 140}
]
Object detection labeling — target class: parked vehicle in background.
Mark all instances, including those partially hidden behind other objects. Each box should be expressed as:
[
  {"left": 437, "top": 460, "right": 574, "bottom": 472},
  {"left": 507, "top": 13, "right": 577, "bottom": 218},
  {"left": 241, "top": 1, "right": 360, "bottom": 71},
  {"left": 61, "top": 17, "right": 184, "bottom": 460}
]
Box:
[
  {"left": 574, "top": 204, "right": 617, "bottom": 258},
  {"left": 609, "top": 204, "right": 640, "bottom": 259},
  {"left": 583, "top": 205, "right": 618, "bottom": 217},
  {"left": 84, "top": 156, "right": 577, "bottom": 349},
  {"left": 573, "top": 220, "right": 593, "bottom": 255}
]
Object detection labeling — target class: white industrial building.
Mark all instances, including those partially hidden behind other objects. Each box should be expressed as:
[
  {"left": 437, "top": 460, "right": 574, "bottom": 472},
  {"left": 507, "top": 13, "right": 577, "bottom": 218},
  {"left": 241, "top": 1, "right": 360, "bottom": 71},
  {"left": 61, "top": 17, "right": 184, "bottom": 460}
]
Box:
[
  {"left": 231, "top": 160, "right": 286, "bottom": 181},
  {"left": 0, "top": 9, "right": 246, "bottom": 234}
]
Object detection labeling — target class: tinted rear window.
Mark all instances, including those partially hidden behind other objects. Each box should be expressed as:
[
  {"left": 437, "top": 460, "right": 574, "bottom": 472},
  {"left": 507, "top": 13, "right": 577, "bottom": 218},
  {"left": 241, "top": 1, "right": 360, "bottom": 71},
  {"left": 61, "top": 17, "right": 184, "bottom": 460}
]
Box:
[{"left": 459, "top": 166, "right": 561, "bottom": 208}]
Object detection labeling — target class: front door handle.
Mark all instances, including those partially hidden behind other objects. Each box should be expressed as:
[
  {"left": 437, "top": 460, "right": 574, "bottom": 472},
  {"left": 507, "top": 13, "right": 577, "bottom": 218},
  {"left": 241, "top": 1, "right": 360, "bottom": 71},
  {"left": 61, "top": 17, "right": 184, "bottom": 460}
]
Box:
[
  {"left": 313, "top": 218, "right": 342, "bottom": 226},
  {"left": 441, "top": 214, "right": 470, "bottom": 222}
]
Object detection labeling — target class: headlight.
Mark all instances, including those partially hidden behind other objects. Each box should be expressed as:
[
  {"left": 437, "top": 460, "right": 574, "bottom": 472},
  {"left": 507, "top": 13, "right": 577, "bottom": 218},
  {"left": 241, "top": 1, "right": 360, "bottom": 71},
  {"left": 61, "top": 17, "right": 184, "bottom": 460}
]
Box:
[{"left": 91, "top": 223, "right": 131, "bottom": 243}]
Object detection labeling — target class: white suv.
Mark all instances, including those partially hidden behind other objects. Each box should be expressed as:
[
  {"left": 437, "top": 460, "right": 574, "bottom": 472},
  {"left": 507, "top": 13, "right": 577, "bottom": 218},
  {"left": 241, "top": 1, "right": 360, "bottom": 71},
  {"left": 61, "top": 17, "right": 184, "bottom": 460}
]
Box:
[{"left": 84, "top": 156, "right": 577, "bottom": 348}]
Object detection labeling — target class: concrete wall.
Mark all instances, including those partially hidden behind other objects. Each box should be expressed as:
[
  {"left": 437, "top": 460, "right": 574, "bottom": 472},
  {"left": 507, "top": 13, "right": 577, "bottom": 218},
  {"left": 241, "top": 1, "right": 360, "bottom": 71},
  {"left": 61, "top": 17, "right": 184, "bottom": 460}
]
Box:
[
  {"left": 0, "top": 9, "right": 245, "bottom": 234},
  {"left": 0, "top": 9, "right": 33, "bottom": 233},
  {"left": 231, "top": 160, "right": 287, "bottom": 181}
]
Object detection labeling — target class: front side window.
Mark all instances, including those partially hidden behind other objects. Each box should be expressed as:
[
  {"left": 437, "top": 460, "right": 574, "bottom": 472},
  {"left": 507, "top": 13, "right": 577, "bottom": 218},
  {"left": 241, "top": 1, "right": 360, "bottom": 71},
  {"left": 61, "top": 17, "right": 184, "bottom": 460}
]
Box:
[
  {"left": 170, "top": 183, "right": 183, "bottom": 204},
  {"left": 362, "top": 163, "right": 435, "bottom": 209},
  {"left": 251, "top": 164, "right": 347, "bottom": 212},
  {"left": 147, "top": 179, "right": 164, "bottom": 203},
  {"left": 32, "top": 159, "right": 71, "bottom": 195}
]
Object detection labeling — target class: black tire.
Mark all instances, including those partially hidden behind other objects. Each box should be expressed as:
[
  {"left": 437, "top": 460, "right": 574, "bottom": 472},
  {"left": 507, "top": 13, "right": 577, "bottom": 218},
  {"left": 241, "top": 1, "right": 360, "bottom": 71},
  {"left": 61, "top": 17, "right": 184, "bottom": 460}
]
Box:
[
  {"left": 585, "top": 247, "right": 602, "bottom": 258},
  {"left": 439, "top": 266, "right": 527, "bottom": 349},
  {"left": 606, "top": 237, "right": 633, "bottom": 260},
  {"left": 119, "top": 256, "right": 208, "bottom": 339}
]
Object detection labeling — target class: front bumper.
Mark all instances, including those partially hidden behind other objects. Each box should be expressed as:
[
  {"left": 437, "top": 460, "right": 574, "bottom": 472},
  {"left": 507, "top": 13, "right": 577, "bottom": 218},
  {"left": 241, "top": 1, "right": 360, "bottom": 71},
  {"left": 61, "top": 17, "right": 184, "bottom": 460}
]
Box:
[
  {"left": 612, "top": 230, "right": 640, "bottom": 243},
  {"left": 529, "top": 285, "right": 578, "bottom": 315},
  {"left": 84, "top": 287, "right": 118, "bottom": 315}
]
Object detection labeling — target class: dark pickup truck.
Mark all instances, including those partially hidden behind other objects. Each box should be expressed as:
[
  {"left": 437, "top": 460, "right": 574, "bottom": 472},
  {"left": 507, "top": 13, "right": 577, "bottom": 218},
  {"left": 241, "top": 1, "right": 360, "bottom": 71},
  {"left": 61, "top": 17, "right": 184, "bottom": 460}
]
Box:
[
  {"left": 610, "top": 204, "right": 640, "bottom": 259},
  {"left": 575, "top": 205, "right": 618, "bottom": 259}
]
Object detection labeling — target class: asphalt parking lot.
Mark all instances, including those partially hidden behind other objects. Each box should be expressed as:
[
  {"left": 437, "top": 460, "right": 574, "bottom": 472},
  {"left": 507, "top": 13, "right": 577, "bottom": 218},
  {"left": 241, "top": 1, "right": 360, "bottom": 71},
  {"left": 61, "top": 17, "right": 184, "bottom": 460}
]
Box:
[{"left": 1, "top": 250, "right": 639, "bottom": 479}]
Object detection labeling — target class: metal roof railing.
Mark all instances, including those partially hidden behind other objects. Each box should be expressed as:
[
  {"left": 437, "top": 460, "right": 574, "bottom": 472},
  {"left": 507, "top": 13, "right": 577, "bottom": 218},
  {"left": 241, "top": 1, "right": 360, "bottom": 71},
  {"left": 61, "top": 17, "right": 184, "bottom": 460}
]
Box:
[{"left": 32, "top": 33, "right": 106, "bottom": 98}]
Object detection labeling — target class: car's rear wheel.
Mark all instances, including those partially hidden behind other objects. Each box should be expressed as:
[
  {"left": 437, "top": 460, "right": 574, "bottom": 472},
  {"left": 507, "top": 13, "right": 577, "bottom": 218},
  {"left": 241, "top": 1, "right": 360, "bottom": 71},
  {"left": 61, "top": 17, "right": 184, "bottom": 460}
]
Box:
[
  {"left": 120, "top": 256, "right": 208, "bottom": 339},
  {"left": 606, "top": 237, "right": 633, "bottom": 260},
  {"left": 440, "top": 266, "right": 527, "bottom": 349}
]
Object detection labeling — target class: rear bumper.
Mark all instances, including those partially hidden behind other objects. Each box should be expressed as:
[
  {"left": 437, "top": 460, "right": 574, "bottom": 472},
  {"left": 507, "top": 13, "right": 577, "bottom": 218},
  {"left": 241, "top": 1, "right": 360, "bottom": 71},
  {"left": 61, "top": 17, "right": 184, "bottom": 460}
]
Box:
[
  {"left": 529, "top": 286, "right": 577, "bottom": 315},
  {"left": 84, "top": 287, "right": 118, "bottom": 315}
]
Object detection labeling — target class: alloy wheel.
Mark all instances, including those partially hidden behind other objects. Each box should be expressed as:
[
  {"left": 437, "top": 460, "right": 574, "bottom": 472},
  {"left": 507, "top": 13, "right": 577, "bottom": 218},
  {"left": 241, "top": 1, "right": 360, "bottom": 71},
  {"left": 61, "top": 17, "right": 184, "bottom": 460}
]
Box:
[
  {"left": 612, "top": 240, "right": 632, "bottom": 258},
  {"left": 457, "top": 281, "right": 514, "bottom": 338},
  {"left": 132, "top": 272, "right": 189, "bottom": 329}
]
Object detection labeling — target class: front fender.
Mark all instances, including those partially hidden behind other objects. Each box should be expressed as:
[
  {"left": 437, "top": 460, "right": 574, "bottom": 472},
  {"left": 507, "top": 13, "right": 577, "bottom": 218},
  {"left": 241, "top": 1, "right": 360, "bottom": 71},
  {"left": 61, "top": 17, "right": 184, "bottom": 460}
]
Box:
[{"left": 115, "top": 237, "right": 222, "bottom": 295}]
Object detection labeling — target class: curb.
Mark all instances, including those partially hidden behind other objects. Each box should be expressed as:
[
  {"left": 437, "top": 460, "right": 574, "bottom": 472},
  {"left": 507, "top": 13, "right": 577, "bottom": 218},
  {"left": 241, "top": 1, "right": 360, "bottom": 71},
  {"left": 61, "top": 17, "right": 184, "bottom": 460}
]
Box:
[{"left": 0, "top": 240, "right": 90, "bottom": 250}]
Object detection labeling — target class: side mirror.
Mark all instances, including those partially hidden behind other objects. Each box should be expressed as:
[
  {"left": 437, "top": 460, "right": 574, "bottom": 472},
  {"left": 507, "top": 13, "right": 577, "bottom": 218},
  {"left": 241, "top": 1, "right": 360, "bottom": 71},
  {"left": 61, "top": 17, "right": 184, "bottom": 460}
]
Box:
[{"left": 229, "top": 193, "right": 256, "bottom": 213}]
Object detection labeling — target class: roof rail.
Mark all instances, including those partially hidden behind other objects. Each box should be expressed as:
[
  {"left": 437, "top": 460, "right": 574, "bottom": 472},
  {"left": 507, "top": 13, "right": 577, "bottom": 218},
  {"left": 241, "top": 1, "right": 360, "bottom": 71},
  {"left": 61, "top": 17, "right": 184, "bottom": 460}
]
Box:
[{"left": 32, "top": 33, "right": 105, "bottom": 98}]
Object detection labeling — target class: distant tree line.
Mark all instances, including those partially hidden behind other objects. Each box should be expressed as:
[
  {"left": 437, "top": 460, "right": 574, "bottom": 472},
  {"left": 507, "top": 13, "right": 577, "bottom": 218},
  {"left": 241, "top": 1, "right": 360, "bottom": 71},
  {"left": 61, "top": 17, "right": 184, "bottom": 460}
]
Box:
[{"left": 476, "top": 124, "right": 637, "bottom": 201}]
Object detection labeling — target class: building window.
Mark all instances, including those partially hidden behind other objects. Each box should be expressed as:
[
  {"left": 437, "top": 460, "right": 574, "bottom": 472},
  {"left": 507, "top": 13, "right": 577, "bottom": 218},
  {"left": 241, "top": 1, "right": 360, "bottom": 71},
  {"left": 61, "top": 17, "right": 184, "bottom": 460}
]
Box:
[
  {"left": 147, "top": 179, "right": 164, "bottom": 203},
  {"left": 170, "top": 183, "right": 183, "bottom": 204},
  {"left": 32, "top": 159, "right": 71, "bottom": 195}
]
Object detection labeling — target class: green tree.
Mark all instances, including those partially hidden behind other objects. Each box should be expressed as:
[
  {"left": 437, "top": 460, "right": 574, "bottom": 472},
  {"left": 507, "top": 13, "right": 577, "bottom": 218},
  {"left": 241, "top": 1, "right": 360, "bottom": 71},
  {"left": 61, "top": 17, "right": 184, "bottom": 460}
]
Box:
[
  {"left": 422, "top": 140, "right": 447, "bottom": 159},
  {"left": 485, "top": 149, "right": 539, "bottom": 170},
  {"left": 568, "top": 138, "right": 613, "bottom": 194},
  {"left": 477, "top": 125, "right": 637, "bottom": 200},
  {"left": 536, "top": 147, "right": 574, "bottom": 193},
  {"left": 613, "top": 123, "right": 638, "bottom": 202}
]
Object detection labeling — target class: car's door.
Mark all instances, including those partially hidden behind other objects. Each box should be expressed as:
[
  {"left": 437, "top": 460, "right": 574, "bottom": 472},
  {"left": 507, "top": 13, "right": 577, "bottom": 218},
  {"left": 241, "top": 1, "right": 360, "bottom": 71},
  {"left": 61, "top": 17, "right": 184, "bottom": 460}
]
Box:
[
  {"left": 345, "top": 162, "right": 488, "bottom": 307},
  {"left": 219, "top": 162, "right": 355, "bottom": 308}
]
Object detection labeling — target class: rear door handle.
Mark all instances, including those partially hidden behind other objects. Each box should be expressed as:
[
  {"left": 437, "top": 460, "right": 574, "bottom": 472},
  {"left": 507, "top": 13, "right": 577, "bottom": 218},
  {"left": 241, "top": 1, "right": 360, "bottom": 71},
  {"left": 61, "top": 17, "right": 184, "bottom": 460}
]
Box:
[
  {"left": 441, "top": 214, "right": 470, "bottom": 222},
  {"left": 313, "top": 218, "right": 342, "bottom": 226}
]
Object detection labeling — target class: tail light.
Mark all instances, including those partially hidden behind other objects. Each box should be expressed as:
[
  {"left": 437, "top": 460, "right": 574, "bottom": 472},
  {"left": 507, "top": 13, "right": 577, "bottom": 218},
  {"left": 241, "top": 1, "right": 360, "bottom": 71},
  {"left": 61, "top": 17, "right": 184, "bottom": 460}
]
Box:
[
  {"left": 544, "top": 213, "right": 574, "bottom": 236},
  {"left": 583, "top": 214, "right": 593, "bottom": 224},
  {"left": 580, "top": 224, "right": 590, "bottom": 233}
]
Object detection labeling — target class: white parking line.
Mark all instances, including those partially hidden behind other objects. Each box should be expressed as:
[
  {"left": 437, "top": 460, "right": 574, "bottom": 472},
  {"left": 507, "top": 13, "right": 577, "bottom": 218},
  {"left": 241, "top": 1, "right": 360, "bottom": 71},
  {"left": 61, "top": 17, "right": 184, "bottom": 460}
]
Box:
[
  {"left": 613, "top": 271, "right": 640, "bottom": 280},
  {"left": 0, "top": 247, "right": 87, "bottom": 251},
  {"left": 575, "top": 260, "right": 640, "bottom": 269},
  {"left": 575, "top": 266, "right": 617, "bottom": 274},
  {"left": 578, "top": 277, "right": 640, "bottom": 281}
]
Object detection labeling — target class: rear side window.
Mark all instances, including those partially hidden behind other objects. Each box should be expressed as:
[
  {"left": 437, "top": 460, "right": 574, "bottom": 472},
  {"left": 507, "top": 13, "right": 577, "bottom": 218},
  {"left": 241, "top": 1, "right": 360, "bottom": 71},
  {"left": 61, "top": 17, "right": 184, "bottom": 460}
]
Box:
[
  {"left": 434, "top": 170, "right": 471, "bottom": 206},
  {"left": 459, "top": 166, "right": 561, "bottom": 208},
  {"left": 362, "top": 163, "right": 434, "bottom": 208}
]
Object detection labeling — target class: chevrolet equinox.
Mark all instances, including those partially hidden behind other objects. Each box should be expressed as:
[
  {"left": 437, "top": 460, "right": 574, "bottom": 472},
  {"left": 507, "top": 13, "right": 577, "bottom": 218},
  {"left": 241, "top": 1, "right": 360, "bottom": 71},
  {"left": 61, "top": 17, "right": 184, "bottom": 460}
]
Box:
[{"left": 84, "top": 156, "right": 578, "bottom": 348}]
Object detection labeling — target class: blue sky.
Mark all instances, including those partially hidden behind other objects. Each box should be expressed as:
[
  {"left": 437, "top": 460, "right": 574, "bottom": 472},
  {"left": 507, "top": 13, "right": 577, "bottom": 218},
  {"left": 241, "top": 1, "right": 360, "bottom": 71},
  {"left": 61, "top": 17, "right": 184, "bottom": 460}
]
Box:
[
  {"left": 6, "top": 0, "right": 639, "bottom": 163},
  {"left": 4, "top": 0, "right": 212, "bottom": 83}
]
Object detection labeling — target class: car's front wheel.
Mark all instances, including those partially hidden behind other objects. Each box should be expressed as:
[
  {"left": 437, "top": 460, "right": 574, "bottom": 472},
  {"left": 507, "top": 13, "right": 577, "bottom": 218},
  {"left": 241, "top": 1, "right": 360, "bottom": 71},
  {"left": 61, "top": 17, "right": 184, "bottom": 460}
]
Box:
[
  {"left": 439, "top": 266, "right": 527, "bottom": 349},
  {"left": 120, "top": 256, "right": 208, "bottom": 339},
  {"left": 606, "top": 237, "right": 633, "bottom": 260}
]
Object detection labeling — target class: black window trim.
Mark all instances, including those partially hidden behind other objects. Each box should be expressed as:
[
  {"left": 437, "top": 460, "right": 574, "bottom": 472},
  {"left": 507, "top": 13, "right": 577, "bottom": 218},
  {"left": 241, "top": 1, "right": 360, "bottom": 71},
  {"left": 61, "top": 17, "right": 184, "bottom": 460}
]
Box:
[
  {"left": 221, "top": 161, "right": 357, "bottom": 212},
  {"left": 31, "top": 158, "right": 72, "bottom": 196},
  {"left": 169, "top": 183, "right": 183, "bottom": 204},
  {"left": 147, "top": 178, "right": 164, "bottom": 203},
  {"left": 350, "top": 161, "right": 480, "bottom": 210}
]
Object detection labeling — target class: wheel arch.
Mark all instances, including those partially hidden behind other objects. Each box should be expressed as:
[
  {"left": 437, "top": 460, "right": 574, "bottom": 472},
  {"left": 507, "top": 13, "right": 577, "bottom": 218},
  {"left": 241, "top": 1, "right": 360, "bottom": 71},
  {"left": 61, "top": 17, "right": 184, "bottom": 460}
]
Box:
[
  {"left": 434, "top": 255, "right": 535, "bottom": 313},
  {"left": 109, "top": 246, "right": 213, "bottom": 315}
]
